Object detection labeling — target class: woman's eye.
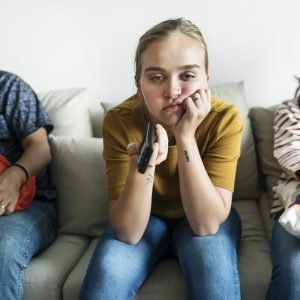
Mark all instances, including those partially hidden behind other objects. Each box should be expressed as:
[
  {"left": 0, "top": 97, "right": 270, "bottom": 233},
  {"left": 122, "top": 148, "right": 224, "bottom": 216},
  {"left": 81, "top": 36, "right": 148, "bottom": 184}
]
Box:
[
  {"left": 150, "top": 75, "right": 163, "bottom": 82},
  {"left": 181, "top": 73, "right": 195, "bottom": 81}
]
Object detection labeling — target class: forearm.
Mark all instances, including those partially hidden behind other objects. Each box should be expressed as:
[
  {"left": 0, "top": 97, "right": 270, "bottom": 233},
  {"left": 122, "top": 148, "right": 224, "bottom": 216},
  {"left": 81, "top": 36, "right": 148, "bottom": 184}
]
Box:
[
  {"left": 16, "top": 141, "right": 51, "bottom": 178},
  {"left": 177, "top": 137, "right": 230, "bottom": 235},
  {"left": 109, "top": 160, "right": 155, "bottom": 244},
  {"left": 5, "top": 134, "right": 51, "bottom": 187}
]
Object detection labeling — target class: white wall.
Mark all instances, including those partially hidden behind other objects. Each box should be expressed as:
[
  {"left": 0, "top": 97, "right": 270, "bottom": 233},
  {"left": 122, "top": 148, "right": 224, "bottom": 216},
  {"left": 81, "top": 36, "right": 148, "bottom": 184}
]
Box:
[{"left": 1, "top": 0, "right": 299, "bottom": 108}]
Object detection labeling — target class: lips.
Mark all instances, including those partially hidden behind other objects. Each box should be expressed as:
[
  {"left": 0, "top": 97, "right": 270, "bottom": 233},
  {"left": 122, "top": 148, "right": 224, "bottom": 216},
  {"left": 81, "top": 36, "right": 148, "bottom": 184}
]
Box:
[{"left": 162, "top": 102, "right": 182, "bottom": 112}]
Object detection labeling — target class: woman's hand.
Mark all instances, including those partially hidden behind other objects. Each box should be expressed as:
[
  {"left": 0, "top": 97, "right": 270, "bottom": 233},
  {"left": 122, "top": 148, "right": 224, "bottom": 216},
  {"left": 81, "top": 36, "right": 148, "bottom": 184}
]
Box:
[
  {"left": 175, "top": 89, "right": 211, "bottom": 141},
  {"left": 127, "top": 124, "right": 169, "bottom": 168}
]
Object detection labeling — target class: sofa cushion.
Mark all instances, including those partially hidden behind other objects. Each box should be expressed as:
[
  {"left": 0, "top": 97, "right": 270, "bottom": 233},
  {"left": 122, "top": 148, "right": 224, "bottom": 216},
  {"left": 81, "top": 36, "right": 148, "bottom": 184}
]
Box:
[
  {"left": 233, "top": 200, "right": 271, "bottom": 300},
  {"left": 249, "top": 106, "right": 282, "bottom": 197},
  {"left": 101, "top": 82, "right": 259, "bottom": 201},
  {"left": 38, "top": 88, "right": 92, "bottom": 137},
  {"left": 49, "top": 136, "right": 107, "bottom": 237},
  {"left": 24, "top": 234, "right": 89, "bottom": 300}
]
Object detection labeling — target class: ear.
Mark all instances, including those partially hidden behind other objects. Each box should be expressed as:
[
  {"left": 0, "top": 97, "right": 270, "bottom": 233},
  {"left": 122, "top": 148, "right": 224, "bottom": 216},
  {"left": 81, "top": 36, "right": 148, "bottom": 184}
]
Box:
[
  {"left": 206, "top": 73, "right": 211, "bottom": 82},
  {"left": 136, "top": 80, "right": 144, "bottom": 100}
]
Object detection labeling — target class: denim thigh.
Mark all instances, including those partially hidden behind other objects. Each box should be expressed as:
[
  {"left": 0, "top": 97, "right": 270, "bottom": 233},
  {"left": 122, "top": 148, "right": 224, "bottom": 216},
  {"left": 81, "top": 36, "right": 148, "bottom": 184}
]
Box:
[
  {"left": 0, "top": 200, "right": 57, "bottom": 300},
  {"left": 172, "top": 208, "right": 241, "bottom": 300},
  {"left": 79, "top": 215, "right": 172, "bottom": 300},
  {"left": 266, "top": 221, "right": 300, "bottom": 300}
]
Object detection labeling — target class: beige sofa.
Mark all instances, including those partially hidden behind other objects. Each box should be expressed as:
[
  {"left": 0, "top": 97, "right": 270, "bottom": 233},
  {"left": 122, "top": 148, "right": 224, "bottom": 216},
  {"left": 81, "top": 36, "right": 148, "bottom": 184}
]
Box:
[{"left": 23, "top": 82, "right": 281, "bottom": 300}]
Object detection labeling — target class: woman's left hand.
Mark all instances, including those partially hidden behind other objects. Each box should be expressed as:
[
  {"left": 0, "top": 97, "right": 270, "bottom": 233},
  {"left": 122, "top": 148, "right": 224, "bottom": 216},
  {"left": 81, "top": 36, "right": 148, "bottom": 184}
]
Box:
[{"left": 174, "top": 89, "right": 211, "bottom": 141}]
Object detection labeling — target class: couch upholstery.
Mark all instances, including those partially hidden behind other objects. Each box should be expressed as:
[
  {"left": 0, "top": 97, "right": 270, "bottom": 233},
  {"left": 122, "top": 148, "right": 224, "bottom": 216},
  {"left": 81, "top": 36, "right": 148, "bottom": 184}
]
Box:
[{"left": 23, "top": 82, "right": 278, "bottom": 300}]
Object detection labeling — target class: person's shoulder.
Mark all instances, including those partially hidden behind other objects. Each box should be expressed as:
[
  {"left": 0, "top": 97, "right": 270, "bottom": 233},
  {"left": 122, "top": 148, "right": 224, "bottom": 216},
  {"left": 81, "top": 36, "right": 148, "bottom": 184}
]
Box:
[
  {"left": 0, "top": 70, "right": 34, "bottom": 96},
  {"left": 211, "top": 96, "right": 241, "bottom": 118},
  {"left": 0, "top": 70, "right": 22, "bottom": 86},
  {"left": 276, "top": 98, "right": 299, "bottom": 113},
  {"left": 108, "top": 94, "right": 142, "bottom": 114},
  {"left": 104, "top": 94, "right": 142, "bottom": 121}
]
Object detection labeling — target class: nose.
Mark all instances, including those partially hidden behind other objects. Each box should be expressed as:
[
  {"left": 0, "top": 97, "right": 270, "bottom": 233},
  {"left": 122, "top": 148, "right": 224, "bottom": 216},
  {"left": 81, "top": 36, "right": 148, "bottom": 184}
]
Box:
[{"left": 163, "top": 78, "right": 181, "bottom": 100}]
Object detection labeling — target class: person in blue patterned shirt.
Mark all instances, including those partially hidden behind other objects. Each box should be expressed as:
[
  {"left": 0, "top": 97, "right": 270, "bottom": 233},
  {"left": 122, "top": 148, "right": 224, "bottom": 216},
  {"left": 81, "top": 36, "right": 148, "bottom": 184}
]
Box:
[{"left": 0, "top": 70, "right": 57, "bottom": 299}]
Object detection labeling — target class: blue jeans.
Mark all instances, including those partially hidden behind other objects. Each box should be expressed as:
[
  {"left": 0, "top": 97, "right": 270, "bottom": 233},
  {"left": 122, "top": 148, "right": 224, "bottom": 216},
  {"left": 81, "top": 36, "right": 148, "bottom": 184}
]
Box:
[
  {"left": 266, "top": 221, "right": 300, "bottom": 300},
  {"left": 0, "top": 200, "right": 57, "bottom": 300},
  {"left": 80, "top": 208, "right": 241, "bottom": 300}
]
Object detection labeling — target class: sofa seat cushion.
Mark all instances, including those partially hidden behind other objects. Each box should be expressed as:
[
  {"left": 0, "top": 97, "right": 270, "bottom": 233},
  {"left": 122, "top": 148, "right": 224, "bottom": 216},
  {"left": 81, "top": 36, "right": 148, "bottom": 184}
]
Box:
[
  {"left": 63, "top": 199, "right": 271, "bottom": 300},
  {"left": 258, "top": 191, "right": 274, "bottom": 239},
  {"left": 233, "top": 199, "right": 272, "bottom": 300},
  {"left": 24, "top": 234, "right": 89, "bottom": 300}
]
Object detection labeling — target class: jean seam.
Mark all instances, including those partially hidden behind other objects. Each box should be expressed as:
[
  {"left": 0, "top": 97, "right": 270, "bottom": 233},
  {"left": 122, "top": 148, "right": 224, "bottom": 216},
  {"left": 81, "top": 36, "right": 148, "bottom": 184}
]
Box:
[
  {"left": 16, "top": 212, "right": 50, "bottom": 300},
  {"left": 131, "top": 237, "right": 172, "bottom": 299}
]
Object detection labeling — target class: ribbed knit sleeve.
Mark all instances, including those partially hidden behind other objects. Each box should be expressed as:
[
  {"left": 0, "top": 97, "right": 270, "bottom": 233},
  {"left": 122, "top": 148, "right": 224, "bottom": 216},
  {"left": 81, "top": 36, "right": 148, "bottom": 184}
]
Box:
[{"left": 273, "top": 99, "right": 300, "bottom": 179}]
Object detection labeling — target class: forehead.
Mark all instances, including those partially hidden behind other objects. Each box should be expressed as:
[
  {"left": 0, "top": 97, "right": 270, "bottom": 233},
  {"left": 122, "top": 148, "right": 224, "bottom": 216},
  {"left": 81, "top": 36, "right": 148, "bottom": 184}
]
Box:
[{"left": 141, "top": 32, "right": 205, "bottom": 70}]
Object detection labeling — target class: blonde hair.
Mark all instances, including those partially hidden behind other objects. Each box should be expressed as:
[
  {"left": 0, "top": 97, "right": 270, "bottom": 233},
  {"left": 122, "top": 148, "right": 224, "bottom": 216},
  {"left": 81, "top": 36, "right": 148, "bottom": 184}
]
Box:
[{"left": 134, "top": 18, "right": 208, "bottom": 86}]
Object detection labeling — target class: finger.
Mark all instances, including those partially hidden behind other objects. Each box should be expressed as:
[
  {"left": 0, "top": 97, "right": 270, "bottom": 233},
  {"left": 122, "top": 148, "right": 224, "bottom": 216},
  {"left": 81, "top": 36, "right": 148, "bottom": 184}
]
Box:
[
  {"left": 200, "top": 89, "right": 208, "bottom": 102},
  {"left": 5, "top": 202, "right": 15, "bottom": 215},
  {"left": 0, "top": 205, "right": 5, "bottom": 216},
  {"left": 155, "top": 124, "right": 168, "bottom": 155},
  {"left": 192, "top": 91, "right": 201, "bottom": 101},
  {"left": 148, "top": 142, "right": 159, "bottom": 167}
]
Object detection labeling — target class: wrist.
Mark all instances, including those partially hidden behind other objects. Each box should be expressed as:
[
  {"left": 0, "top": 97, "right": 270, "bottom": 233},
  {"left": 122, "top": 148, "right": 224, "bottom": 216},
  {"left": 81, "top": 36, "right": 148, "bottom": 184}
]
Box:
[
  {"left": 10, "top": 163, "right": 29, "bottom": 180},
  {"left": 175, "top": 133, "right": 195, "bottom": 145},
  {"left": 5, "top": 166, "right": 27, "bottom": 188},
  {"left": 129, "top": 155, "right": 156, "bottom": 175}
]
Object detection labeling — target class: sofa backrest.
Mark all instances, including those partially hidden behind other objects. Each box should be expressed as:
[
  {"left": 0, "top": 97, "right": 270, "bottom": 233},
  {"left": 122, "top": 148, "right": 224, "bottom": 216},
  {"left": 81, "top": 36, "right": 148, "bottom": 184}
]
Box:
[{"left": 249, "top": 105, "right": 282, "bottom": 197}]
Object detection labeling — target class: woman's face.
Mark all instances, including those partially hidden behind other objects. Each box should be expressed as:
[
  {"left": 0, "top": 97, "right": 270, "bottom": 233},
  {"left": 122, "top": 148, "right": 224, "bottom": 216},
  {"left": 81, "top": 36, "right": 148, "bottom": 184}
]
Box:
[{"left": 138, "top": 32, "right": 210, "bottom": 131}]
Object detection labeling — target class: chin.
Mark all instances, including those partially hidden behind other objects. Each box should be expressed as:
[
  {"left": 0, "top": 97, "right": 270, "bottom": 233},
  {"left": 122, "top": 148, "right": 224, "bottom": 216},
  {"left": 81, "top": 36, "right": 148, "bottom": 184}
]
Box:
[{"left": 160, "top": 114, "right": 180, "bottom": 127}]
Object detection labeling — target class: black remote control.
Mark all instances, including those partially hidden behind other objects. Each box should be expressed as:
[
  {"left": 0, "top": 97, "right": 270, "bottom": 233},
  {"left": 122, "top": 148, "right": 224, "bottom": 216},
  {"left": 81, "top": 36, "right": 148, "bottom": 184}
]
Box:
[{"left": 137, "top": 122, "right": 156, "bottom": 174}]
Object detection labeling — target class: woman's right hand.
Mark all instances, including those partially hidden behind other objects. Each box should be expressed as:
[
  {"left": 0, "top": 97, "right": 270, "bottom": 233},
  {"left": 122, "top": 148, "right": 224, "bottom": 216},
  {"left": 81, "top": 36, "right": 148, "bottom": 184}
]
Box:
[{"left": 127, "top": 124, "right": 168, "bottom": 168}]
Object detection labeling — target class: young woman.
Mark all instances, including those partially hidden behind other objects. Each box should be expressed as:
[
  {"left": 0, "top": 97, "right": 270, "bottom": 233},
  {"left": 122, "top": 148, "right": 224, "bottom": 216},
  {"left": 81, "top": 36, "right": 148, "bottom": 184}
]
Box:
[{"left": 80, "top": 18, "right": 243, "bottom": 300}]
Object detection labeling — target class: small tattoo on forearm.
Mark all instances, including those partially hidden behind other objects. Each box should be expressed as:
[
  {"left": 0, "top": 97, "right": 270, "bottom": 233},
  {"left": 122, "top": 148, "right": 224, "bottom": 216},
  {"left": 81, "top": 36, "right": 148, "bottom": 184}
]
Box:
[
  {"left": 146, "top": 173, "right": 153, "bottom": 185},
  {"left": 184, "top": 150, "right": 190, "bottom": 162}
]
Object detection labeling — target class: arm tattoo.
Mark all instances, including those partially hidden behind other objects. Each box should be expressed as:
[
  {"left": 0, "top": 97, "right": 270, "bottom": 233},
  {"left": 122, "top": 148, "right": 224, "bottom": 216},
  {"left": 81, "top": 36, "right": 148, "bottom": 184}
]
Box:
[
  {"left": 146, "top": 173, "right": 154, "bottom": 185},
  {"left": 184, "top": 150, "right": 190, "bottom": 163}
]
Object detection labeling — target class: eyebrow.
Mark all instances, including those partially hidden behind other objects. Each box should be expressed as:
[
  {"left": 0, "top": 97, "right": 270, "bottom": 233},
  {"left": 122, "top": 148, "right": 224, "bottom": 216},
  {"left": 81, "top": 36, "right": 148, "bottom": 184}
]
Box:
[{"left": 144, "top": 64, "right": 201, "bottom": 73}]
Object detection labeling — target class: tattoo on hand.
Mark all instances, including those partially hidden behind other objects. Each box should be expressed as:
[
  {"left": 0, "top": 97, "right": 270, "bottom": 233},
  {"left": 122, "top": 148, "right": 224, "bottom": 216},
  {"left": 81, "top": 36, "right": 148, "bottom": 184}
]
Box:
[
  {"left": 146, "top": 173, "right": 153, "bottom": 185},
  {"left": 184, "top": 150, "right": 190, "bottom": 162}
]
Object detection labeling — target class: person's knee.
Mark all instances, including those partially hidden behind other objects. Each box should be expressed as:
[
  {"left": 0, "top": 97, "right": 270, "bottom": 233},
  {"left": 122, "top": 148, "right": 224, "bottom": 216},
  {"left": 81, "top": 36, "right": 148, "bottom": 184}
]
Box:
[{"left": 0, "top": 235, "right": 26, "bottom": 268}]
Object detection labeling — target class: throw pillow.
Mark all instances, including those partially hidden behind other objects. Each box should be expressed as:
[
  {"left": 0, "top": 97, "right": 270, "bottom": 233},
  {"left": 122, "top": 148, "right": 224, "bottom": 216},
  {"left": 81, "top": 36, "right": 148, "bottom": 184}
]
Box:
[
  {"left": 38, "top": 88, "right": 92, "bottom": 137},
  {"left": 49, "top": 135, "right": 107, "bottom": 237},
  {"left": 249, "top": 106, "right": 282, "bottom": 197}
]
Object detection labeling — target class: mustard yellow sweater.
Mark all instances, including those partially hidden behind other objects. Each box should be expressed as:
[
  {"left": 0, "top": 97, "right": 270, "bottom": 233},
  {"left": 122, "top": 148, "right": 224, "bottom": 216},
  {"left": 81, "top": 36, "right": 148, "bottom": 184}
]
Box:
[{"left": 103, "top": 95, "right": 243, "bottom": 219}]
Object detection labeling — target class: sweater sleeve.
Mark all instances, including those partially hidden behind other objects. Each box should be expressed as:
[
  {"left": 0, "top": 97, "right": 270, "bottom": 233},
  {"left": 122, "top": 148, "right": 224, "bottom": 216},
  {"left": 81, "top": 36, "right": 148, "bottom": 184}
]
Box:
[
  {"left": 273, "top": 99, "right": 300, "bottom": 179},
  {"left": 202, "top": 105, "right": 243, "bottom": 192}
]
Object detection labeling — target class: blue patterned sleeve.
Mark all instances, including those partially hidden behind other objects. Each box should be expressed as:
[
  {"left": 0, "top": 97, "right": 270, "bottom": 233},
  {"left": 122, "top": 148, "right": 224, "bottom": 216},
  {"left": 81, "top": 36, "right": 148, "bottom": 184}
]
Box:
[{"left": 2, "top": 73, "right": 53, "bottom": 141}]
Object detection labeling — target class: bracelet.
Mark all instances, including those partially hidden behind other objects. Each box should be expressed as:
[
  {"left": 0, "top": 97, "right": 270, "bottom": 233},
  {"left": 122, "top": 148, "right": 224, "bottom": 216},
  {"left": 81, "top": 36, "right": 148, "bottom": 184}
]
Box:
[{"left": 11, "top": 163, "right": 29, "bottom": 180}]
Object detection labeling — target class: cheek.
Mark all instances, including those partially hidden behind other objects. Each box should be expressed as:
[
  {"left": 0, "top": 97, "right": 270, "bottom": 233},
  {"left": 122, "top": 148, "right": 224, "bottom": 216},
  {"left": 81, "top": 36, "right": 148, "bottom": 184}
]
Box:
[{"left": 182, "top": 78, "right": 208, "bottom": 95}]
